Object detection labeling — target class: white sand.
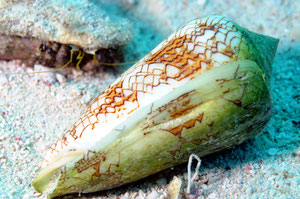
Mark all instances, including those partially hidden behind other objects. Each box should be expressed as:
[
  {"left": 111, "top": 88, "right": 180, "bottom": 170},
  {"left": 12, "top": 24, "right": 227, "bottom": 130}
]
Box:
[{"left": 0, "top": 0, "right": 299, "bottom": 198}]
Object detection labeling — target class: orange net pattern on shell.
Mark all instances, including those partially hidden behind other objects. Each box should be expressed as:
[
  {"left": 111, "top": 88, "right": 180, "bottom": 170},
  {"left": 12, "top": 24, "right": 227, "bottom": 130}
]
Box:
[{"left": 43, "top": 15, "right": 251, "bottom": 166}]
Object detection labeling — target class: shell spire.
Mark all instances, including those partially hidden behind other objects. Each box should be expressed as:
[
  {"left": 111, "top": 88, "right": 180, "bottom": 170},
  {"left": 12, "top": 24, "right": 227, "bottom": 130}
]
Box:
[
  {"left": 33, "top": 15, "right": 279, "bottom": 198},
  {"left": 237, "top": 27, "right": 278, "bottom": 84}
]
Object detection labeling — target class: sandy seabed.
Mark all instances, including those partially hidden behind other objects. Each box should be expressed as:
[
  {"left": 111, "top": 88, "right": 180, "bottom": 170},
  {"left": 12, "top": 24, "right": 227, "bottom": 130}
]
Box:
[{"left": 0, "top": 0, "right": 299, "bottom": 198}]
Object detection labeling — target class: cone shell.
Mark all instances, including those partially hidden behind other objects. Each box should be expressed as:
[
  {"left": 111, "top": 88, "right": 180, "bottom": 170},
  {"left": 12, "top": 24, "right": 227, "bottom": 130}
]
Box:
[{"left": 33, "top": 15, "right": 279, "bottom": 198}]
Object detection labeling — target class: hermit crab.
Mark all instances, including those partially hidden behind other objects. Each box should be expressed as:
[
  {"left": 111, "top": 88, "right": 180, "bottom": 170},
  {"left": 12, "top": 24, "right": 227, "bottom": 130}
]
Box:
[
  {"left": 33, "top": 15, "right": 279, "bottom": 198},
  {"left": 0, "top": 0, "right": 130, "bottom": 73}
]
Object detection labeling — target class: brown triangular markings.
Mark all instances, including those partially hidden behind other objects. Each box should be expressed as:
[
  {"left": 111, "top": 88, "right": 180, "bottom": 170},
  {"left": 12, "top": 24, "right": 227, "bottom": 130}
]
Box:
[
  {"left": 90, "top": 152, "right": 121, "bottom": 185},
  {"left": 162, "top": 112, "right": 204, "bottom": 138},
  {"left": 73, "top": 150, "right": 121, "bottom": 186},
  {"left": 74, "top": 150, "right": 107, "bottom": 174},
  {"left": 190, "top": 120, "right": 215, "bottom": 146},
  {"left": 163, "top": 112, "right": 204, "bottom": 160},
  {"left": 59, "top": 165, "right": 90, "bottom": 189}
]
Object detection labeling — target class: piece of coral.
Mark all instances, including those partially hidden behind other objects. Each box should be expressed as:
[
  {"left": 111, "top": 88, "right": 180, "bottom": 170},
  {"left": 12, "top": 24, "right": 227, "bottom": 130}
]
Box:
[
  {"left": 33, "top": 15, "right": 279, "bottom": 198},
  {"left": 0, "top": 0, "right": 132, "bottom": 53}
]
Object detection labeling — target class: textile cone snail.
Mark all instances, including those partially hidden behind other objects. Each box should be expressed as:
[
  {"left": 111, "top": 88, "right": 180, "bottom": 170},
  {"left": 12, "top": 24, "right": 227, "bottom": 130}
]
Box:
[{"left": 33, "top": 15, "right": 279, "bottom": 198}]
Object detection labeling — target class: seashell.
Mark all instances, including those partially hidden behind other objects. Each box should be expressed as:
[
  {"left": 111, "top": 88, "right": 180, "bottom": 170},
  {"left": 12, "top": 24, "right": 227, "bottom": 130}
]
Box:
[{"left": 33, "top": 14, "right": 279, "bottom": 198}]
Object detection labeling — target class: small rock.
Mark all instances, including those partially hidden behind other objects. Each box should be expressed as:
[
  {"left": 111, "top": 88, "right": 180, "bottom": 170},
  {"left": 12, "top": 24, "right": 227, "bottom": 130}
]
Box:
[{"left": 167, "top": 176, "right": 182, "bottom": 199}]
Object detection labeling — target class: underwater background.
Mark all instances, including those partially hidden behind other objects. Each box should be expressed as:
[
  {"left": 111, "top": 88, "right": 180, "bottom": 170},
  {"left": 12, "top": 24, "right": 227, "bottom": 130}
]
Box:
[{"left": 0, "top": 0, "right": 299, "bottom": 198}]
